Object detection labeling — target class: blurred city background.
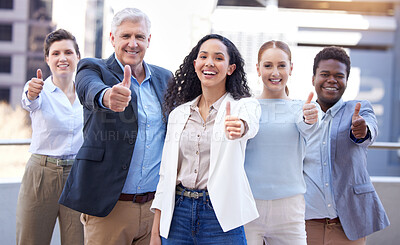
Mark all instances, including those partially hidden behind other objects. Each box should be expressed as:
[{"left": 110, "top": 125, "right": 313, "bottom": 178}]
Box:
[{"left": 0, "top": 0, "right": 400, "bottom": 244}]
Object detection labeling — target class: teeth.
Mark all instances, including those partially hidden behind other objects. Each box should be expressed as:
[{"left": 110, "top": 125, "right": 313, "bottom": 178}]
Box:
[
  {"left": 203, "top": 71, "right": 216, "bottom": 75},
  {"left": 325, "top": 87, "right": 338, "bottom": 91},
  {"left": 58, "top": 64, "right": 68, "bottom": 67},
  {"left": 270, "top": 79, "right": 280, "bottom": 82},
  {"left": 126, "top": 51, "right": 137, "bottom": 54}
]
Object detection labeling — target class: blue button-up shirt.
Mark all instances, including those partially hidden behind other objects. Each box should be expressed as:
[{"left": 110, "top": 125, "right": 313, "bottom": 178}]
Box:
[
  {"left": 100, "top": 56, "right": 166, "bottom": 194},
  {"left": 304, "top": 99, "right": 344, "bottom": 219}
]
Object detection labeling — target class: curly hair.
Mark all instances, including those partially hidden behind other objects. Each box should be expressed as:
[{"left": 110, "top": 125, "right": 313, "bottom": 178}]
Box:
[
  {"left": 163, "top": 34, "right": 251, "bottom": 115},
  {"left": 313, "top": 46, "right": 351, "bottom": 79}
]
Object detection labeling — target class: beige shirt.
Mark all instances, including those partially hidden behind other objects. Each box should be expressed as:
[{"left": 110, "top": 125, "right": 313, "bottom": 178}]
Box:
[{"left": 176, "top": 93, "right": 227, "bottom": 190}]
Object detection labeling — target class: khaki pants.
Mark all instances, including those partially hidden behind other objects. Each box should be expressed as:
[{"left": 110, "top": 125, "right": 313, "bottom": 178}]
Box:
[
  {"left": 80, "top": 200, "right": 154, "bottom": 245},
  {"left": 306, "top": 220, "right": 366, "bottom": 245},
  {"left": 245, "top": 194, "right": 307, "bottom": 245},
  {"left": 16, "top": 154, "right": 83, "bottom": 245}
]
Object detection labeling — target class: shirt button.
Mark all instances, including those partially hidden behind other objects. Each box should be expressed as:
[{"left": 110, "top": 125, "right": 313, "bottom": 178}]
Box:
[
  {"left": 144, "top": 105, "right": 148, "bottom": 109},
  {"left": 328, "top": 204, "right": 332, "bottom": 208},
  {"left": 194, "top": 169, "right": 197, "bottom": 173},
  {"left": 147, "top": 124, "right": 150, "bottom": 128},
  {"left": 323, "top": 142, "right": 326, "bottom": 145},
  {"left": 146, "top": 145, "right": 149, "bottom": 149},
  {"left": 325, "top": 183, "right": 329, "bottom": 187},
  {"left": 196, "top": 151, "right": 199, "bottom": 155},
  {"left": 138, "top": 186, "right": 141, "bottom": 190},
  {"left": 122, "top": 165, "right": 128, "bottom": 170},
  {"left": 323, "top": 162, "right": 327, "bottom": 166}
]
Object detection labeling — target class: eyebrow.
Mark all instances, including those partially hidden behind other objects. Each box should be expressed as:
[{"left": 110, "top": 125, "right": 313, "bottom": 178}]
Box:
[
  {"left": 199, "top": 51, "right": 225, "bottom": 56},
  {"left": 320, "top": 70, "right": 345, "bottom": 75}
]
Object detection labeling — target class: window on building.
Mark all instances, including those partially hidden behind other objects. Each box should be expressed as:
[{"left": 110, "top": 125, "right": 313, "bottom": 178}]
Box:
[
  {"left": 0, "top": 0, "right": 13, "bottom": 9},
  {"left": 217, "top": 0, "right": 267, "bottom": 7},
  {"left": 30, "top": 0, "right": 52, "bottom": 21},
  {"left": 278, "top": 0, "right": 394, "bottom": 16},
  {"left": 0, "top": 24, "right": 12, "bottom": 41},
  {"left": 0, "top": 56, "right": 11, "bottom": 73},
  {"left": 0, "top": 88, "right": 10, "bottom": 102}
]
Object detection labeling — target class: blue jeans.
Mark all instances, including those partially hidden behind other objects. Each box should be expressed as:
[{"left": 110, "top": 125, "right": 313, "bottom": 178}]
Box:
[{"left": 162, "top": 186, "right": 247, "bottom": 245}]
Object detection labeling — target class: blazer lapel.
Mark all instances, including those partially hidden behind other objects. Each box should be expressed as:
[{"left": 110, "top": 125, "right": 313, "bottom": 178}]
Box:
[
  {"left": 149, "top": 66, "right": 168, "bottom": 105},
  {"left": 209, "top": 95, "right": 231, "bottom": 175},
  {"left": 330, "top": 103, "right": 346, "bottom": 172}
]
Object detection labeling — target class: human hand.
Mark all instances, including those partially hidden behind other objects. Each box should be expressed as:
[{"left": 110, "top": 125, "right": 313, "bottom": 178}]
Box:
[
  {"left": 303, "top": 92, "right": 318, "bottom": 125},
  {"left": 103, "top": 65, "right": 132, "bottom": 112},
  {"left": 149, "top": 233, "right": 162, "bottom": 245},
  {"left": 224, "top": 101, "right": 244, "bottom": 140},
  {"left": 351, "top": 102, "right": 368, "bottom": 139},
  {"left": 27, "top": 69, "right": 44, "bottom": 101}
]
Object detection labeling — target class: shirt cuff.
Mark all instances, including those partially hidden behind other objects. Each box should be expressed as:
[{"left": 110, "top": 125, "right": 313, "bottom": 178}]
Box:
[
  {"left": 350, "top": 126, "right": 371, "bottom": 143},
  {"left": 98, "top": 88, "right": 111, "bottom": 109}
]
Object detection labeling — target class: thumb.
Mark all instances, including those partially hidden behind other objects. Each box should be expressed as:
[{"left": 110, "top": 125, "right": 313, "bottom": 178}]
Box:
[
  {"left": 353, "top": 102, "right": 361, "bottom": 120},
  {"left": 37, "top": 69, "right": 43, "bottom": 80},
  {"left": 226, "top": 101, "right": 231, "bottom": 116},
  {"left": 121, "top": 65, "right": 131, "bottom": 88},
  {"left": 305, "top": 92, "right": 314, "bottom": 104}
]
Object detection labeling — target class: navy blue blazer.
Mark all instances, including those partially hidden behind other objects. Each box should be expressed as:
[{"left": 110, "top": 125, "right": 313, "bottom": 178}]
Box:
[
  {"left": 330, "top": 100, "right": 389, "bottom": 240},
  {"left": 59, "top": 54, "right": 173, "bottom": 217}
]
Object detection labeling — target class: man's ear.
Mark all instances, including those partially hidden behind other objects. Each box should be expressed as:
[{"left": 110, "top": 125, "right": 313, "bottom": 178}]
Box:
[{"left": 110, "top": 32, "right": 115, "bottom": 47}]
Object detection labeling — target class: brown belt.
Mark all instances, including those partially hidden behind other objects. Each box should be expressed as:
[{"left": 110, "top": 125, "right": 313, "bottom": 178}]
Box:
[
  {"left": 308, "top": 217, "right": 340, "bottom": 225},
  {"left": 118, "top": 192, "right": 155, "bottom": 204}
]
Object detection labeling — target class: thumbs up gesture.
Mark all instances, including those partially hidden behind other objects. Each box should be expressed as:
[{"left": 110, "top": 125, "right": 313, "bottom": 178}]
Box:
[
  {"left": 351, "top": 102, "right": 368, "bottom": 139},
  {"left": 103, "top": 65, "right": 132, "bottom": 112},
  {"left": 224, "top": 101, "right": 245, "bottom": 140},
  {"left": 27, "top": 69, "right": 44, "bottom": 101},
  {"left": 303, "top": 92, "right": 318, "bottom": 125}
]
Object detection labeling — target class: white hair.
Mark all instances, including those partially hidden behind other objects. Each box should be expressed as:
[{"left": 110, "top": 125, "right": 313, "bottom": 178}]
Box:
[{"left": 111, "top": 8, "right": 151, "bottom": 35}]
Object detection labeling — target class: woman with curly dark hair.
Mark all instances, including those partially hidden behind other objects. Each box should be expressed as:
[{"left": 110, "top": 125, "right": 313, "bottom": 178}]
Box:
[
  {"left": 163, "top": 34, "right": 251, "bottom": 115},
  {"left": 150, "top": 34, "right": 261, "bottom": 244}
]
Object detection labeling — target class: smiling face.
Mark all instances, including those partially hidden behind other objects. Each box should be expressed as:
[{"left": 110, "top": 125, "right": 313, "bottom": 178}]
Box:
[
  {"left": 257, "top": 47, "right": 292, "bottom": 97},
  {"left": 193, "top": 39, "right": 236, "bottom": 93},
  {"left": 111, "top": 20, "right": 150, "bottom": 69},
  {"left": 312, "top": 59, "right": 348, "bottom": 112},
  {"left": 45, "top": 39, "right": 79, "bottom": 78}
]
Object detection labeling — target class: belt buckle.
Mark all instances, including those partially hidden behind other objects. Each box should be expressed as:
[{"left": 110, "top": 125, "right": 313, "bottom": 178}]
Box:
[
  {"left": 191, "top": 191, "right": 199, "bottom": 199},
  {"left": 56, "top": 159, "right": 63, "bottom": 166}
]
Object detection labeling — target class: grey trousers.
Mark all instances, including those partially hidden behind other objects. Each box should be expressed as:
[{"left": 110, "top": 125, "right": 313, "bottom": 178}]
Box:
[{"left": 16, "top": 154, "right": 83, "bottom": 245}]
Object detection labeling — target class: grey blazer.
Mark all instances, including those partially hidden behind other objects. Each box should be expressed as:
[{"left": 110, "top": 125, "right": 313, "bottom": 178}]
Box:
[{"left": 330, "top": 100, "right": 389, "bottom": 240}]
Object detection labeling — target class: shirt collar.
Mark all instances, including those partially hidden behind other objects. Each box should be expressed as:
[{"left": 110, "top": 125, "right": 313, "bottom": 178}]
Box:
[
  {"left": 326, "top": 98, "right": 344, "bottom": 117},
  {"left": 190, "top": 92, "right": 228, "bottom": 112},
  {"left": 114, "top": 53, "right": 152, "bottom": 82},
  {"left": 43, "top": 76, "right": 59, "bottom": 93}
]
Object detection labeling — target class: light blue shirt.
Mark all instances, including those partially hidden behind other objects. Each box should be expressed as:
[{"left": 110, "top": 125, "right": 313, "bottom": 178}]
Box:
[
  {"left": 21, "top": 76, "right": 83, "bottom": 159},
  {"left": 245, "top": 99, "right": 318, "bottom": 200},
  {"left": 110, "top": 57, "right": 166, "bottom": 194},
  {"left": 303, "top": 99, "right": 344, "bottom": 219}
]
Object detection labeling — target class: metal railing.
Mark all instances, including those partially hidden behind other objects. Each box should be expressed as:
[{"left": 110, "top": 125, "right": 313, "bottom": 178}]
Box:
[{"left": 1, "top": 139, "right": 400, "bottom": 149}]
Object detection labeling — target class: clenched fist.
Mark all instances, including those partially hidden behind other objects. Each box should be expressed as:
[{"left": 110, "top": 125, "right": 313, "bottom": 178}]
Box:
[
  {"left": 27, "top": 69, "right": 44, "bottom": 101},
  {"left": 103, "top": 65, "right": 132, "bottom": 112},
  {"left": 303, "top": 92, "right": 318, "bottom": 125}
]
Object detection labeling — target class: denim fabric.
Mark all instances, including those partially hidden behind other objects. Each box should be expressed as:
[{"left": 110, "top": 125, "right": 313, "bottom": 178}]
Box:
[{"left": 162, "top": 187, "right": 247, "bottom": 245}]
